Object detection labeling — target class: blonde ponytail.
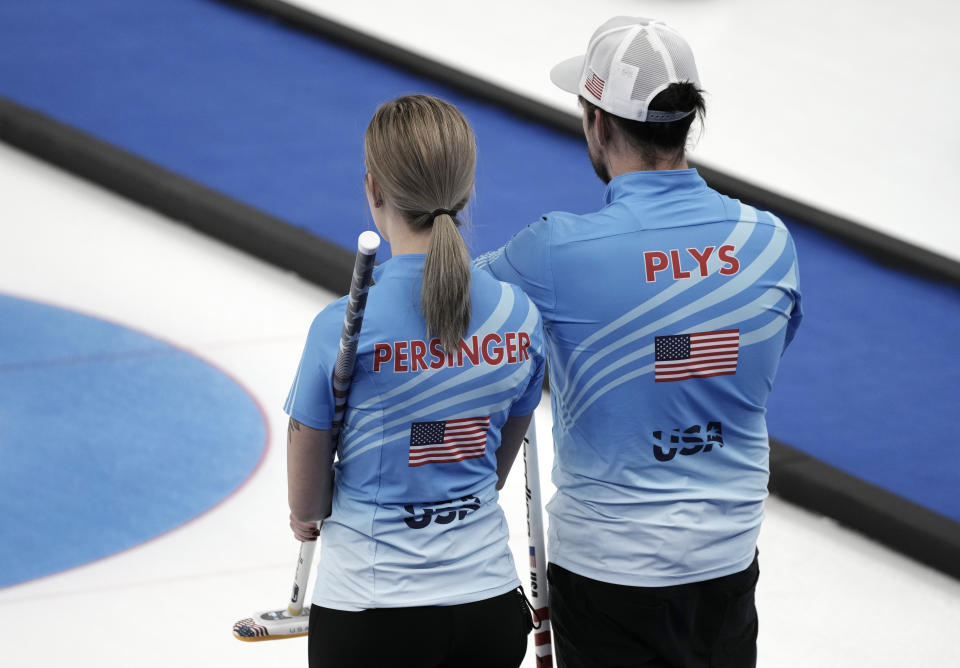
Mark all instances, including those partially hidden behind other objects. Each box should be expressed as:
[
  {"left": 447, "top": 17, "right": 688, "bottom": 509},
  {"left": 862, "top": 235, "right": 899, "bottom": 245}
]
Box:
[
  {"left": 364, "top": 95, "right": 476, "bottom": 353},
  {"left": 422, "top": 213, "right": 471, "bottom": 352}
]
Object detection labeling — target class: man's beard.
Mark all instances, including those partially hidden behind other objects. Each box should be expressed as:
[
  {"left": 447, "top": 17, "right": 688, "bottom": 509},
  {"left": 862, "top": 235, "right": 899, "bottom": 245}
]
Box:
[{"left": 587, "top": 142, "right": 610, "bottom": 184}]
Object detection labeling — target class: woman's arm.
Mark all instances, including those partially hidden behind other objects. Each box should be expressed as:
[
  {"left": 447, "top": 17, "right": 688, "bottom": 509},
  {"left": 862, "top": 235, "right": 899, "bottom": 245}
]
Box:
[
  {"left": 287, "top": 417, "right": 336, "bottom": 541},
  {"left": 496, "top": 413, "right": 533, "bottom": 490}
]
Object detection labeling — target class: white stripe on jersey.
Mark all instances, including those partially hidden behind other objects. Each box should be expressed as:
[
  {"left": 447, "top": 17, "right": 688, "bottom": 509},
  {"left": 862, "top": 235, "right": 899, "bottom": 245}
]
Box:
[
  {"left": 558, "top": 204, "right": 758, "bottom": 392},
  {"left": 350, "top": 283, "right": 514, "bottom": 423},
  {"left": 565, "top": 313, "right": 791, "bottom": 428},
  {"left": 563, "top": 266, "right": 797, "bottom": 426},
  {"left": 341, "top": 352, "right": 534, "bottom": 459},
  {"left": 343, "top": 293, "right": 533, "bottom": 445},
  {"left": 562, "top": 216, "right": 789, "bottom": 413},
  {"left": 339, "top": 304, "right": 540, "bottom": 462}
]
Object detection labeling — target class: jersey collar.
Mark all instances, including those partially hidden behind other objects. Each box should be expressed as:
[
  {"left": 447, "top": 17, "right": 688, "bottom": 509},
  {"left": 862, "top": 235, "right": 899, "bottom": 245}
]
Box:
[
  {"left": 372, "top": 253, "right": 427, "bottom": 282},
  {"left": 603, "top": 168, "right": 707, "bottom": 205}
]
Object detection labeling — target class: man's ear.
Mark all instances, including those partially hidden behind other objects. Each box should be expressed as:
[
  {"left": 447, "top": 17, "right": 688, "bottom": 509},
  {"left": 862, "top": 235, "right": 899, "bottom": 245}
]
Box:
[{"left": 594, "top": 108, "right": 610, "bottom": 146}]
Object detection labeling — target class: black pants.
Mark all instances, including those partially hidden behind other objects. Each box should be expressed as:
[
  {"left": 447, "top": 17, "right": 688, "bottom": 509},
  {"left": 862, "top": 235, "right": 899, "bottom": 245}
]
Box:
[
  {"left": 308, "top": 588, "right": 532, "bottom": 668},
  {"left": 548, "top": 555, "right": 759, "bottom": 668}
]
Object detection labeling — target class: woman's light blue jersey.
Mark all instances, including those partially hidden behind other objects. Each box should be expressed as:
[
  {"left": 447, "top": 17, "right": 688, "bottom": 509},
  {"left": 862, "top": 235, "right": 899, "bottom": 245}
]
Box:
[
  {"left": 477, "top": 170, "right": 802, "bottom": 586},
  {"left": 285, "top": 254, "right": 546, "bottom": 609}
]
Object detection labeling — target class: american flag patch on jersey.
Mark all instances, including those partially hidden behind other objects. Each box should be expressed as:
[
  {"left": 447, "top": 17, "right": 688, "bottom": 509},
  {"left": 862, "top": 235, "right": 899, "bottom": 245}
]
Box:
[
  {"left": 654, "top": 330, "right": 740, "bottom": 382},
  {"left": 408, "top": 416, "right": 490, "bottom": 467},
  {"left": 584, "top": 69, "right": 605, "bottom": 100}
]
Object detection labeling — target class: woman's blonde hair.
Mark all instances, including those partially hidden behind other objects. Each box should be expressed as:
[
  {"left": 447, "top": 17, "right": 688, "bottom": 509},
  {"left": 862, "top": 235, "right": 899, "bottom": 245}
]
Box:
[{"left": 364, "top": 94, "right": 475, "bottom": 353}]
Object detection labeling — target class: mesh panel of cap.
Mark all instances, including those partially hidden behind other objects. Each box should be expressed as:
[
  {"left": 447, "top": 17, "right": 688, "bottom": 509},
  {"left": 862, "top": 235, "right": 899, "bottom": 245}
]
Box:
[
  {"left": 660, "top": 29, "right": 699, "bottom": 86},
  {"left": 621, "top": 31, "right": 669, "bottom": 103}
]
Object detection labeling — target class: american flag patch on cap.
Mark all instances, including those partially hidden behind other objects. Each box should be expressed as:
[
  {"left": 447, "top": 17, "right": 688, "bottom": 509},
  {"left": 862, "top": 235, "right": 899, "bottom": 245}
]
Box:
[{"left": 584, "top": 69, "right": 605, "bottom": 100}]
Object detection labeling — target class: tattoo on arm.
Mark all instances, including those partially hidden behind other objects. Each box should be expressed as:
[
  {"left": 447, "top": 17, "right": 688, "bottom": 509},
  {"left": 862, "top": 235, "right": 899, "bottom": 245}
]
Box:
[{"left": 288, "top": 417, "right": 303, "bottom": 442}]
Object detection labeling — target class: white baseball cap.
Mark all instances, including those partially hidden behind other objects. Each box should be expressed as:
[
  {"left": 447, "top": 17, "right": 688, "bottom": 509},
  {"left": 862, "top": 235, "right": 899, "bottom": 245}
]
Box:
[{"left": 550, "top": 17, "right": 701, "bottom": 122}]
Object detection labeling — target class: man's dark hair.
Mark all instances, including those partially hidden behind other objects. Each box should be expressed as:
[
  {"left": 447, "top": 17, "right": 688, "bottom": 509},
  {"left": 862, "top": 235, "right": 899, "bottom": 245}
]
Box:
[{"left": 581, "top": 83, "right": 705, "bottom": 165}]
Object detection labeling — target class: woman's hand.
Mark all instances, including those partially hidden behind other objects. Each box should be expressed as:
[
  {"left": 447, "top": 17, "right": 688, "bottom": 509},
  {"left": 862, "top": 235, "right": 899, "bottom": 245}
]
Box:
[{"left": 289, "top": 512, "right": 321, "bottom": 542}]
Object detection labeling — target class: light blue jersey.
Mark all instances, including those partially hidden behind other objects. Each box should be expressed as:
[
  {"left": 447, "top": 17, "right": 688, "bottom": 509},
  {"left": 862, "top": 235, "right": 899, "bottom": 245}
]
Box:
[
  {"left": 285, "top": 254, "right": 546, "bottom": 610},
  {"left": 476, "top": 169, "right": 802, "bottom": 586}
]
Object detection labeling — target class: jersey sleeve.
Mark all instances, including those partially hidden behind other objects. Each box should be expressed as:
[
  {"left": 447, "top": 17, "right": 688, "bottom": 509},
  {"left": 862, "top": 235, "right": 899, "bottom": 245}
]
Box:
[
  {"left": 474, "top": 217, "right": 556, "bottom": 318},
  {"left": 508, "top": 298, "right": 546, "bottom": 417},
  {"left": 782, "top": 234, "right": 804, "bottom": 352},
  {"left": 283, "top": 306, "right": 342, "bottom": 430}
]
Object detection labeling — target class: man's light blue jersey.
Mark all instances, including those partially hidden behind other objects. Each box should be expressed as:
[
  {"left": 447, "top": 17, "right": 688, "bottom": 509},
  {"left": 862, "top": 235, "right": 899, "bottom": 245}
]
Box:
[
  {"left": 285, "top": 254, "right": 546, "bottom": 610},
  {"left": 477, "top": 170, "right": 802, "bottom": 586}
]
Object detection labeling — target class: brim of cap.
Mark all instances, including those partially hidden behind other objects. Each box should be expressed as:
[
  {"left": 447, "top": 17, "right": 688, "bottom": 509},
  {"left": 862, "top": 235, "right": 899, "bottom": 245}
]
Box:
[{"left": 550, "top": 55, "right": 585, "bottom": 94}]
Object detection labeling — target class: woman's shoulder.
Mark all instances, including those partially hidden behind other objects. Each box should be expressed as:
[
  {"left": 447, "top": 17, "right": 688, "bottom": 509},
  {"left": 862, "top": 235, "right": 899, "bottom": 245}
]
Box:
[{"left": 305, "top": 296, "right": 349, "bottom": 341}]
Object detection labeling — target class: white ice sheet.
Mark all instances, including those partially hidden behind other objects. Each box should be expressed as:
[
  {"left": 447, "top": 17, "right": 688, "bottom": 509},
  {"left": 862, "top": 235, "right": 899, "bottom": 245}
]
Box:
[{"left": 1, "top": 142, "right": 958, "bottom": 666}]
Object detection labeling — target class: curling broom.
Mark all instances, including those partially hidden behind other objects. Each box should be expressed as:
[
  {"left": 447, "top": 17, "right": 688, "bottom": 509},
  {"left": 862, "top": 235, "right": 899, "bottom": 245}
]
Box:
[
  {"left": 233, "top": 230, "right": 380, "bottom": 641},
  {"left": 524, "top": 416, "right": 553, "bottom": 666}
]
